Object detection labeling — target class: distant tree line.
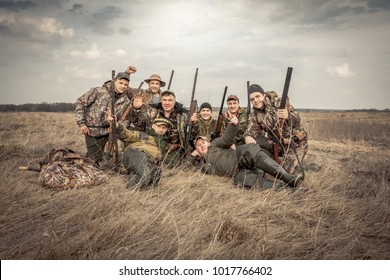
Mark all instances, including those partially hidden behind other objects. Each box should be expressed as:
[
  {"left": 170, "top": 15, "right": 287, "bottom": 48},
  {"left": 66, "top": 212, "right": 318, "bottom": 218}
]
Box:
[{"left": 0, "top": 102, "right": 75, "bottom": 112}]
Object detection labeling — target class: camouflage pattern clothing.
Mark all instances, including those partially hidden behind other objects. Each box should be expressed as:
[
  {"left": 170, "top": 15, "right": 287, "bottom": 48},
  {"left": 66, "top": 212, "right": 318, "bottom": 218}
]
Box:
[
  {"left": 123, "top": 88, "right": 161, "bottom": 132},
  {"left": 244, "top": 96, "right": 308, "bottom": 174},
  {"left": 75, "top": 81, "right": 131, "bottom": 164},
  {"left": 117, "top": 123, "right": 169, "bottom": 162},
  {"left": 222, "top": 107, "right": 249, "bottom": 146},
  {"left": 154, "top": 102, "right": 188, "bottom": 166},
  {"left": 116, "top": 123, "right": 169, "bottom": 189},
  {"left": 75, "top": 81, "right": 131, "bottom": 137},
  {"left": 39, "top": 148, "right": 108, "bottom": 189},
  {"left": 192, "top": 117, "right": 218, "bottom": 142}
]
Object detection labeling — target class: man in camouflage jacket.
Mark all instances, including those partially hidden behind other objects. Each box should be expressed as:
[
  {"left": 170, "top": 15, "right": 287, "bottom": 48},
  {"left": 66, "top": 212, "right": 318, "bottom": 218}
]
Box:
[
  {"left": 154, "top": 90, "right": 188, "bottom": 167},
  {"left": 221, "top": 94, "right": 249, "bottom": 147},
  {"left": 188, "top": 112, "right": 303, "bottom": 190},
  {"left": 190, "top": 102, "right": 217, "bottom": 142},
  {"left": 117, "top": 117, "right": 170, "bottom": 189},
  {"left": 75, "top": 72, "right": 131, "bottom": 166},
  {"left": 244, "top": 84, "right": 308, "bottom": 175}
]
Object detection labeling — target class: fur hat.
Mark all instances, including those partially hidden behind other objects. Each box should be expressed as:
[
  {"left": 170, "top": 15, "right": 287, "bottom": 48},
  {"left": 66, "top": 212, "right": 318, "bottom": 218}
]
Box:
[
  {"left": 144, "top": 74, "right": 166, "bottom": 87},
  {"left": 248, "top": 84, "right": 265, "bottom": 95}
]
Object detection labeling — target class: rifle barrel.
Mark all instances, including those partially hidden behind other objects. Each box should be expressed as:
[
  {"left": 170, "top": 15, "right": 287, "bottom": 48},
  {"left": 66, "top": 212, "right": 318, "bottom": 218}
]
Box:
[
  {"left": 167, "top": 70, "right": 174, "bottom": 90},
  {"left": 280, "top": 67, "right": 293, "bottom": 109},
  {"left": 218, "top": 86, "right": 228, "bottom": 117},
  {"left": 191, "top": 68, "right": 198, "bottom": 103}
]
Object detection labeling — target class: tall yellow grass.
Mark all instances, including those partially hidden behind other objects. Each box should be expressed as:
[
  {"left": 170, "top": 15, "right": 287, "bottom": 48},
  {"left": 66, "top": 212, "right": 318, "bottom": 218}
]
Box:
[{"left": 0, "top": 111, "right": 389, "bottom": 259}]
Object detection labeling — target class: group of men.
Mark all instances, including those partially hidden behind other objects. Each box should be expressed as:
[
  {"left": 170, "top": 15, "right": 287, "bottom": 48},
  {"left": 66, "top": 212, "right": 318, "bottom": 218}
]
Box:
[{"left": 75, "top": 66, "right": 308, "bottom": 190}]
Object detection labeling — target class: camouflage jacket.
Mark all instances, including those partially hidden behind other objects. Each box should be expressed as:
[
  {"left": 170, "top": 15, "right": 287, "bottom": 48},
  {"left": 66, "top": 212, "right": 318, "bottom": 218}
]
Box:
[
  {"left": 75, "top": 81, "right": 130, "bottom": 137},
  {"left": 154, "top": 102, "right": 188, "bottom": 147},
  {"left": 123, "top": 87, "right": 161, "bottom": 132},
  {"left": 244, "top": 96, "right": 307, "bottom": 147},
  {"left": 222, "top": 107, "right": 249, "bottom": 146},
  {"left": 117, "top": 123, "right": 169, "bottom": 162},
  {"left": 192, "top": 117, "right": 218, "bottom": 142}
]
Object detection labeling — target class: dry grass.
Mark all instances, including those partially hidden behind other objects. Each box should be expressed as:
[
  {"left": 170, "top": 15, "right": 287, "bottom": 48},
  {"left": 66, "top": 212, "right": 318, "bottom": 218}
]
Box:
[{"left": 0, "top": 111, "right": 389, "bottom": 260}]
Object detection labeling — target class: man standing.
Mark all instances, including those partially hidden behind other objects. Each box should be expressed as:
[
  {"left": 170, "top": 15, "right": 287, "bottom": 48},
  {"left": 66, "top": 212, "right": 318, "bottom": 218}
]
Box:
[
  {"left": 75, "top": 72, "right": 131, "bottom": 166},
  {"left": 190, "top": 102, "right": 217, "bottom": 141},
  {"left": 244, "top": 84, "right": 308, "bottom": 175}
]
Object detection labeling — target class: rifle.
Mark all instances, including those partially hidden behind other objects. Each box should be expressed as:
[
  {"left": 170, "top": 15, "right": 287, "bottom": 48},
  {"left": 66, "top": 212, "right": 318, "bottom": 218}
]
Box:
[
  {"left": 246, "top": 81, "right": 251, "bottom": 126},
  {"left": 106, "top": 70, "right": 119, "bottom": 166},
  {"left": 185, "top": 68, "right": 198, "bottom": 156},
  {"left": 212, "top": 86, "right": 228, "bottom": 139},
  {"left": 120, "top": 81, "right": 144, "bottom": 121},
  {"left": 167, "top": 70, "right": 174, "bottom": 90},
  {"left": 273, "top": 67, "right": 293, "bottom": 164}
]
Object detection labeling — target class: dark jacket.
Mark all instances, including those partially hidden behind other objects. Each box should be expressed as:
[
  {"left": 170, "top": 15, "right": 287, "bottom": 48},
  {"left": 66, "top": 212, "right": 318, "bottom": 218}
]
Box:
[{"left": 202, "top": 123, "right": 239, "bottom": 177}]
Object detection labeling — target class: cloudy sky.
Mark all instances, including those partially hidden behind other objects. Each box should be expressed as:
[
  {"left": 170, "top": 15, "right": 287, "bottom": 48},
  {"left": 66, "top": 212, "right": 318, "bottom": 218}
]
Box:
[{"left": 0, "top": 0, "right": 389, "bottom": 109}]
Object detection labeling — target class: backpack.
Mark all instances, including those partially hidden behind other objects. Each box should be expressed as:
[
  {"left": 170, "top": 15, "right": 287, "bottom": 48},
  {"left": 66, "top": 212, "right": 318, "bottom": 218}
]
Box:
[{"left": 38, "top": 148, "right": 109, "bottom": 189}]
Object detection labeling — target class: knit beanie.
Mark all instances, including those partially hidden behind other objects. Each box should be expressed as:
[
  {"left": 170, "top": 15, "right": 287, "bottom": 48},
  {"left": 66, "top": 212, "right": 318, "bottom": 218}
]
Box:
[
  {"left": 199, "top": 102, "right": 212, "bottom": 112},
  {"left": 248, "top": 84, "right": 265, "bottom": 95}
]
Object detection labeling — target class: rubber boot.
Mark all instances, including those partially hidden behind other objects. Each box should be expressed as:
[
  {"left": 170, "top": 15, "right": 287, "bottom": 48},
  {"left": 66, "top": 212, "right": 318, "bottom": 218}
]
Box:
[{"left": 255, "top": 155, "right": 303, "bottom": 188}]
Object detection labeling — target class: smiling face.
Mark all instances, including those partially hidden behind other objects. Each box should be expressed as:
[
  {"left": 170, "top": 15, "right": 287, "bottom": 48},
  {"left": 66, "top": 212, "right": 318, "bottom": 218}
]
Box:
[
  {"left": 161, "top": 93, "right": 176, "bottom": 113},
  {"left": 148, "top": 80, "right": 161, "bottom": 94},
  {"left": 195, "top": 138, "right": 210, "bottom": 157},
  {"left": 114, "top": 78, "right": 129, "bottom": 94},
  {"left": 249, "top": 92, "right": 265, "bottom": 110},
  {"left": 152, "top": 123, "right": 168, "bottom": 135},
  {"left": 227, "top": 99, "right": 240, "bottom": 114},
  {"left": 199, "top": 108, "right": 212, "bottom": 121}
]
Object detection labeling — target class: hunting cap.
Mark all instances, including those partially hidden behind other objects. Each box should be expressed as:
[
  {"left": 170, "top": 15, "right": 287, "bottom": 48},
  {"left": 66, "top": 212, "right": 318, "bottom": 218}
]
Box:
[
  {"left": 153, "top": 117, "right": 171, "bottom": 128},
  {"left": 199, "top": 102, "right": 212, "bottom": 112},
  {"left": 248, "top": 84, "right": 265, "bottom": 95},
  {"left": 161, "top": 90, "right": 176, "bottom": 97},
  {"left": 194, "top": 135, "right": 209, "bottom": 146},
  {"left": 144, "top": 74, "right": 166, "bottom": 87},
  {"left": 227, "top": 94, "right": 239, "bottom": 102},
  {"left": 116, "top": 72, "right": 130, "bottom": 81}
]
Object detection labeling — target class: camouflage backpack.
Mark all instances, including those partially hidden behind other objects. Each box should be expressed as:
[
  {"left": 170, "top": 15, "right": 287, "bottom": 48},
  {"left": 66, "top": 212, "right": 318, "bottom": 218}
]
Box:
[{"left": 38, "top": 148, "right": 109, "bottom": 189}]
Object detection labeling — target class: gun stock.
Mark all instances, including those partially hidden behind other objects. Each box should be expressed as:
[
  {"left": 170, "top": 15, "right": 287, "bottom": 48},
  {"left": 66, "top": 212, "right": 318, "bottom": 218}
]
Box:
[{"left": 273, "top": 67, "right": 293, "bottom": 164}]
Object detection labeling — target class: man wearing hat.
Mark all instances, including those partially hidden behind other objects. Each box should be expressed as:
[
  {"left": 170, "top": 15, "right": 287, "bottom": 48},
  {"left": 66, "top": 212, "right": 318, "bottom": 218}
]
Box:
[
  {"left": 188, "top": 112, "right": 303, "bottom": 190},
  {"left": 75, "top": 71, "right": 132, "bottom": 166},
  {"left": 190, "top": 102, "right": 217, "bottom": 142},
  {"left": 221, "top": 94, "right": 250, "bottom": 147},
  {"left": 107, "top": 114, "right": 171, "bottom": 189},
  {"left": 244, "top": 84, "right": 308, "bottom": 175}
]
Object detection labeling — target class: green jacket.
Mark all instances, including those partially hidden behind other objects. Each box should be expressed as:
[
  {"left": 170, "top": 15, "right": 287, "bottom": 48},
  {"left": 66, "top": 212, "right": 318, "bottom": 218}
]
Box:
[{"left": 117, "top": 124, "right": 168, "bottom": 162}]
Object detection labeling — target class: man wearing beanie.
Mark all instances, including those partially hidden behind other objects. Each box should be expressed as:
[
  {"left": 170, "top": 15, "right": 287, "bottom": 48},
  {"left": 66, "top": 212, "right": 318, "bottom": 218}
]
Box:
[
  {"left": 190, "top": 102, "right": 217, "bottom": 142},
  {"left": 244, "top": 83, "right": 308, "bottom": 175}
]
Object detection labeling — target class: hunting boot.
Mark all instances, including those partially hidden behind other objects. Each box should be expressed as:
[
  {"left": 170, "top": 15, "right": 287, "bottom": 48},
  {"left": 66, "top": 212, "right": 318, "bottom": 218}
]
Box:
[{"left": 255, "top": 154, "right": 303, "bottom": 188}]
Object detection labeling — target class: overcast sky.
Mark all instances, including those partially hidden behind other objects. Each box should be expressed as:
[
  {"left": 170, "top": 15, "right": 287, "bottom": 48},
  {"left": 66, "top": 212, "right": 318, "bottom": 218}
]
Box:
[{"left": 0, "top": 0, "right": 389, "bottom": 109}]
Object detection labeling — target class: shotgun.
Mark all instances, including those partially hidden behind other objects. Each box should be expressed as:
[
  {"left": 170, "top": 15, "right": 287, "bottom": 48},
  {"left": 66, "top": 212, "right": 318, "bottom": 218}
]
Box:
[
  {"left": 185, "top": 68, "right": 198, "bottom": 156},
  {"left": 212, "top": 86, "right": 228, "bottom": 139},
  {"left": 273, "top": 67, "right": 293, "bottom": 164},
  {"left": 106, "top": 70, "right": 119, "bottom": 166},
  {"left": 167, "top": 70, "right": 174, "bottom": 90}
]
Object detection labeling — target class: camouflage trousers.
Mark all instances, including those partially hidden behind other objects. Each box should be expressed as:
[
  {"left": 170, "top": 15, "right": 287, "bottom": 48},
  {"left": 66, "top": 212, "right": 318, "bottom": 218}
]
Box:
[{"left": 85, "top": 134, "right": 109, "bottom": 165}]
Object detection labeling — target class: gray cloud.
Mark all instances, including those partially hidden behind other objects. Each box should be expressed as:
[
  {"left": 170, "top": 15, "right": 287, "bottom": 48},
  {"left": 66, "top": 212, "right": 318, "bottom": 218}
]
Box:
[
  {"left": 88, "top": 5, "right": 123, "bottom": 35},
  {"left": 0, "top": 1, "right": 36, "bottom": 11},
  {"left": 119, "top": 26, "right": 131, "bottom": 35}
]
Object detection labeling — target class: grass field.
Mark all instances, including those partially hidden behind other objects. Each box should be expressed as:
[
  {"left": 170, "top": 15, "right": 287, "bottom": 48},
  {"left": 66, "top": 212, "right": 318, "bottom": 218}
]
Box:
[{"left": 0, "top": 111, "right": 389, "bottom": 259}]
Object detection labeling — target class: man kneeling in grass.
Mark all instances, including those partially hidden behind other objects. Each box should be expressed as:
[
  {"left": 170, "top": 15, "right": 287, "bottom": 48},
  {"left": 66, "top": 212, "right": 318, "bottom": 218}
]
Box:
[
  {"left": 108, "top": 114, "right": 170, "bottom": 190},
  {"left": 188, "top": 112, "right": 303, "bottom": 190}
]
